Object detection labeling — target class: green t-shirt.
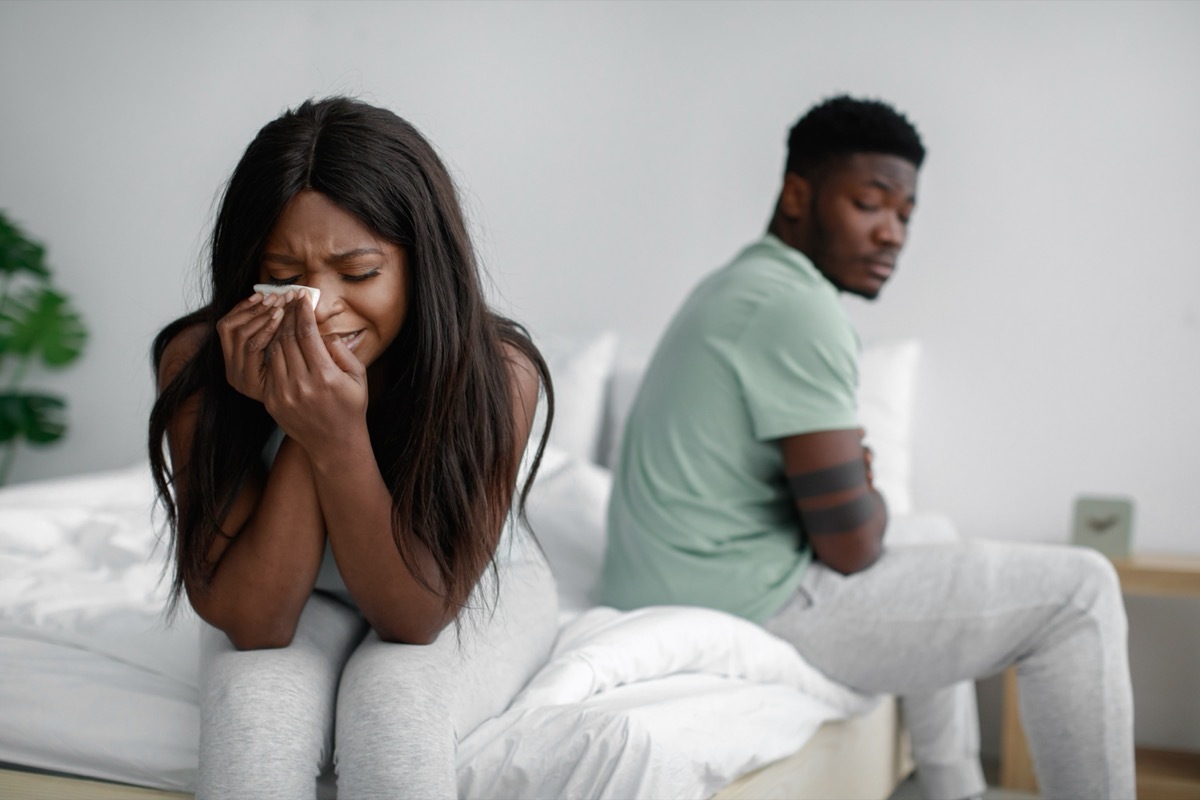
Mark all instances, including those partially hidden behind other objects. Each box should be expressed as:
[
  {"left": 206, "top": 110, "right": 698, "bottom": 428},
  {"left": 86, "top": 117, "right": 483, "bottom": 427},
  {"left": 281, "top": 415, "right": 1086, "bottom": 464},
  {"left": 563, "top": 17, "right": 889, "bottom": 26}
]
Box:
[{"left": 600, "top": 235, "right": 860, "bottom": 623}]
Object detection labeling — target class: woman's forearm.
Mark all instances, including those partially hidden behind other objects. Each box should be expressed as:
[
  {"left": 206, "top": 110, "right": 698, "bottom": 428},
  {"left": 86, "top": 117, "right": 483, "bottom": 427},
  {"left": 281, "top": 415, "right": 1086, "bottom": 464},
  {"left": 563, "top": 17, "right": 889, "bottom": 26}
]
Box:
[
  {"left": 189, "top": 437, "right": 326, "bottom": 649},
  {"left": 307, "top": 423, "right": 455, "bottom": 645}
]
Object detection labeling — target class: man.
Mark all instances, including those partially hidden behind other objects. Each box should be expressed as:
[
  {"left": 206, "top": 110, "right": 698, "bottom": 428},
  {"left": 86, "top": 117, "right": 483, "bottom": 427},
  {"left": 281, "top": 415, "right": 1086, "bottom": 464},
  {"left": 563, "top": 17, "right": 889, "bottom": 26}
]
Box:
[{"left": 600, "top": 96, "right": 1133, "bottom": 800}]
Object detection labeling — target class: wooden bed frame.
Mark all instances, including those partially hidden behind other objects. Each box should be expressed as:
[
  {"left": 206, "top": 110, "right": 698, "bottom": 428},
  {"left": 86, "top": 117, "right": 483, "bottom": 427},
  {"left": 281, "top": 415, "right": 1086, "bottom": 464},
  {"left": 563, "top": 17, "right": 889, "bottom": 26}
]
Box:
[
  {"left": 0, "top": 698, "right": 910, "bottom": 800},
  {"left": 717, "top": 696, "right": 911, "bottom": 800}
]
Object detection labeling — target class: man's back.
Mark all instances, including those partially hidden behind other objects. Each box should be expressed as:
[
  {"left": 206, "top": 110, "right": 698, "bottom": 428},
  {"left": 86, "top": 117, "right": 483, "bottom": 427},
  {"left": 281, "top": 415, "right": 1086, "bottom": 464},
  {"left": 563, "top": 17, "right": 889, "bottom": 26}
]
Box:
[
  {"left": 600, "top": 234, "right": 860, "bottom": 623},
  {"left": 600, "top": 95, "right": 1135, "bottom": 800}
]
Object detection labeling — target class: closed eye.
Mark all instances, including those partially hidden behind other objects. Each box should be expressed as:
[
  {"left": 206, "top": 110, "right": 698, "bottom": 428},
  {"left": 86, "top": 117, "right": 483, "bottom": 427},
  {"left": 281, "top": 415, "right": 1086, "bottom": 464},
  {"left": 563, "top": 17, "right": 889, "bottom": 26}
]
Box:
[
  {"left": 266, "top": 276, "right": 300, "bottom": 286},
  {"left": 342, "top": 269, "right": 381, "bottom": 283}
]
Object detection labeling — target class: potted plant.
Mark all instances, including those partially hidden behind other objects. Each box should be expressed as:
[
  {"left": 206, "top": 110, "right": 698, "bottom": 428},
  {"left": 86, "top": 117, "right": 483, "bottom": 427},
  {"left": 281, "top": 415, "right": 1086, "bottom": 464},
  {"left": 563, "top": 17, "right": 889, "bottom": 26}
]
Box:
[{"left": 0, "top": 211, "right": 88, "bottom": 484}]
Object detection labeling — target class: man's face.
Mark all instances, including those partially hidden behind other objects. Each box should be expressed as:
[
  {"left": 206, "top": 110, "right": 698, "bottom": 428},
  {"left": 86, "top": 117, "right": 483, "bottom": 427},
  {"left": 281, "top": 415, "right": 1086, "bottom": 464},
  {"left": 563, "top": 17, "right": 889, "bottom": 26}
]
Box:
[{"left": 794, "top": 153, "right": 918, "bottom": 300}]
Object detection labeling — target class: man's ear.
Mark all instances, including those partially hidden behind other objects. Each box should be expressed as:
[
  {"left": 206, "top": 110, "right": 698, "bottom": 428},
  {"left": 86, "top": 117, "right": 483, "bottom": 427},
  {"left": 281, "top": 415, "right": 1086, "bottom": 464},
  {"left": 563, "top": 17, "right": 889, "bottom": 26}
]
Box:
[{"left": 778, "top": 172, "right": 812, "bottom": 221}]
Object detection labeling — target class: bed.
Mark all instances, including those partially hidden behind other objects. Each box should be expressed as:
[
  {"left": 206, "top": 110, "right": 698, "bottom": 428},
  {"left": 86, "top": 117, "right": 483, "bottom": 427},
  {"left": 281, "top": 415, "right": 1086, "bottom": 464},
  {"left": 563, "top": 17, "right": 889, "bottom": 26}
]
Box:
[{"left": 0, "top": 335, "right": 934, "bottom": 799}]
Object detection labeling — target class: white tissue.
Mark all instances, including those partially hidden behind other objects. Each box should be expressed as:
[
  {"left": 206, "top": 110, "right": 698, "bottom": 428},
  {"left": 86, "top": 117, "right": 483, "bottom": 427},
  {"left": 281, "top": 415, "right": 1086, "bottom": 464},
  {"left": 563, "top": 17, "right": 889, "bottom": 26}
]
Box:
[{"left": 253, "top": 284, "right": 320, "bottom": 309}]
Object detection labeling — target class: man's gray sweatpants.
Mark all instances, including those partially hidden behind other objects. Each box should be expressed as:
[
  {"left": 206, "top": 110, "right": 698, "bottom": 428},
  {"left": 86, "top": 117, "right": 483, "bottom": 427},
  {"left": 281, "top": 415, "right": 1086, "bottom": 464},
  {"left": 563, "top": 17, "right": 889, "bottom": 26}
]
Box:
[
  {"left": 765, "top": 537, "right": 1133, "bottom": 800},
  {"left": 195, "top": 555, "right": 557, "bottom": 799}
]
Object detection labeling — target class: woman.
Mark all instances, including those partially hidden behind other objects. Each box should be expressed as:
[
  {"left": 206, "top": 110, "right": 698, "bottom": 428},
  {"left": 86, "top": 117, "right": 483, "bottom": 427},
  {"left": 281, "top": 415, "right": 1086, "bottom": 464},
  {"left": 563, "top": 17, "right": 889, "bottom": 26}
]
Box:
[{"left": 148, "top": 97, "right": 558, "bottom": 799}]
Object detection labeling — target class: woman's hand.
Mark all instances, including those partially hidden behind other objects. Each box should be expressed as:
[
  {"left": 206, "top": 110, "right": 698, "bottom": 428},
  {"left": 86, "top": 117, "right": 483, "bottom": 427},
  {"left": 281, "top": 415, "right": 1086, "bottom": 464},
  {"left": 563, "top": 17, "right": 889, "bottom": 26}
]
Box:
[
  {"left": 262, "top": 292, "right": 369, "bottom": 452},
  {"left": 216, "top": 292, "right": 284, "bottom": 402}
]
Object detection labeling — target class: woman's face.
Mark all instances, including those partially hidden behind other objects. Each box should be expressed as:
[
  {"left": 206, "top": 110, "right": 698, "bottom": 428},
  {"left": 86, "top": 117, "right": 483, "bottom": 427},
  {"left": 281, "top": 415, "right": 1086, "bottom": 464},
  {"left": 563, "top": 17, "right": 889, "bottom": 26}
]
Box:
[{"left": 259, "top": 190, "right": 409, "bottom": 372}]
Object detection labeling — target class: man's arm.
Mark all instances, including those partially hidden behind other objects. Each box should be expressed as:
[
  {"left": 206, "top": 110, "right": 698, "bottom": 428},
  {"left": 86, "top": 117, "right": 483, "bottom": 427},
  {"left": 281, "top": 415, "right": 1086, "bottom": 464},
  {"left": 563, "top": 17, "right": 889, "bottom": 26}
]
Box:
[{"left": 780, "top": 429, "right": 887, "bottom": 574}]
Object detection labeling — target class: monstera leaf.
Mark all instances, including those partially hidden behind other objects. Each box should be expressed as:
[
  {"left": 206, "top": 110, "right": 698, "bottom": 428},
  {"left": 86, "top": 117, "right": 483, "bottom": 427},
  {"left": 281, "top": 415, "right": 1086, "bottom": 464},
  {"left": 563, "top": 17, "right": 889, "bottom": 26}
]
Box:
[
  {"left": 0, "top": 393, "right": 66, "bottom": 445},
  {"left": 0, "top": 211, "right": 89, "bottom": 484},
  {"left": 0, "top": 286, "right": 87, "bottom": 366},
  {"left": 0, "top": 214, "right": 50, "bottom": 280}
]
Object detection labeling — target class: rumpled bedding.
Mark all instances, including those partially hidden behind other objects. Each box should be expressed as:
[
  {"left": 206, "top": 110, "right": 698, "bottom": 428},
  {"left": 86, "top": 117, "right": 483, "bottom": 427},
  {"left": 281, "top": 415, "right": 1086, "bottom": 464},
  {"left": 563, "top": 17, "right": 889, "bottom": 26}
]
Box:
[
  {"left": 0, "top": 462, "right": 873, "bottom": 798},
  {"left": 458, "top": 606, "right": 874, "bottom": 799}
]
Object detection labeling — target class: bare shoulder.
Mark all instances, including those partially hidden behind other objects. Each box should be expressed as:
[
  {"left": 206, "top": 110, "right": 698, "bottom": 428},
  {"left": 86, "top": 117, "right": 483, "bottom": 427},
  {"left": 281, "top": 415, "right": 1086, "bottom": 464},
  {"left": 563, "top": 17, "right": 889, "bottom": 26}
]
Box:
[
  {"left": 501, "top": 339, "right": 538, "bottom": 383},
  {"left": 500, "top": 340, "right": 541, "bottom": 422},
  {"left": 157, "top": 322, "right": 208, "bottom": 393}
]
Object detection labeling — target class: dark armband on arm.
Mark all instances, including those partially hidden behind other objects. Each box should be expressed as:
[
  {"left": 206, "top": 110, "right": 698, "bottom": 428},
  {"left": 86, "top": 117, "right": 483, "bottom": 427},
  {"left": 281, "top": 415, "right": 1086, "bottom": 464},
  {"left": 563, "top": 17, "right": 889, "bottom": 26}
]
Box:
[
  {"left": 788, "top": 459, "right": 879, "bottom": 536},
  {"left": 788, "top": 460, "right": 867, "bottom": 499},
  {"left": 797, "top": 493, "right": 878, "bottom": 535}
]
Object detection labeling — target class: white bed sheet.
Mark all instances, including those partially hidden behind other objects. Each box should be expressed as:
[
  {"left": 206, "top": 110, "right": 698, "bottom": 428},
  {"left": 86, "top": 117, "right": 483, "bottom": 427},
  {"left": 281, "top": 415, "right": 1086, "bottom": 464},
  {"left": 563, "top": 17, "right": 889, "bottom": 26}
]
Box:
[
  {"left": 0, "top": 463, "right": 198, "bottom": 686},
  {"left": 0, "top": 461, "right": 889, "bottom": 798}
]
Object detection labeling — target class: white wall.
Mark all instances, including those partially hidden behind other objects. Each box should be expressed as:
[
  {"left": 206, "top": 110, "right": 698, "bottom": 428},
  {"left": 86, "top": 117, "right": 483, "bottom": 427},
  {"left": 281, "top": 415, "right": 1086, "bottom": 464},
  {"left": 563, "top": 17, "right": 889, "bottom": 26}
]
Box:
[{"left": 2, "top": 0, "right": 1197, "bottom": 755}]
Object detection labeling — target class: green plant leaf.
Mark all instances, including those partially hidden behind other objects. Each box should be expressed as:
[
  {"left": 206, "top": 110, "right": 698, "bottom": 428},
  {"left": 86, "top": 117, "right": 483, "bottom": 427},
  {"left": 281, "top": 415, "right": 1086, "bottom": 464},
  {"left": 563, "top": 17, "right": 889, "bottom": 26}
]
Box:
[
  {"left": 0, "top": 287, "right": 87, "bottom": 366},
  {"left": 0, "top": 212, "right": 50, "bottom": 280},
  {"left": 0, "top": 393, "right": 66, "bottom": 445}
]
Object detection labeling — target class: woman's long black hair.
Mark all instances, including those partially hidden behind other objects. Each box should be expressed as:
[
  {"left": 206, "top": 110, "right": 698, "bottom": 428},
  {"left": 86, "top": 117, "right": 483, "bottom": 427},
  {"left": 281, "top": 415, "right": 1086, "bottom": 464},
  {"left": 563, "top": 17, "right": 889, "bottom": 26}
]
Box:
[{"left": 149, "top": 97, "right": 553, "bottom": 618}]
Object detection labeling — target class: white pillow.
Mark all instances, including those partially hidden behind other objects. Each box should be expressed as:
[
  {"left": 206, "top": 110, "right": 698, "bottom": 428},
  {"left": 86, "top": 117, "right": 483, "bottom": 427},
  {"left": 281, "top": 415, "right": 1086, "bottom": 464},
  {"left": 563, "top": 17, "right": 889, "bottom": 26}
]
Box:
[
  {"left": 856, "top": 339, "right": 920, "bottom": 515},
  {"left": 523, "top": 445, "right": 612, "bottom": 617},
  {"left": 533, "top": 332, "right": 618, "bottom": 464},
  {"left": 597, "top": 360, "right": 644, "bottom": 471}
]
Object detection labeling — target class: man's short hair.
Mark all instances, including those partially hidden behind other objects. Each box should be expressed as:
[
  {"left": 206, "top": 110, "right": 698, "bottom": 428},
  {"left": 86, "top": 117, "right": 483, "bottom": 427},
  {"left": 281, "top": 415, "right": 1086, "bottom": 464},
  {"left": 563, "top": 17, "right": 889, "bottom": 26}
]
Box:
[{"left": 785, "top": 95, "right": 925, "bottom": 177}]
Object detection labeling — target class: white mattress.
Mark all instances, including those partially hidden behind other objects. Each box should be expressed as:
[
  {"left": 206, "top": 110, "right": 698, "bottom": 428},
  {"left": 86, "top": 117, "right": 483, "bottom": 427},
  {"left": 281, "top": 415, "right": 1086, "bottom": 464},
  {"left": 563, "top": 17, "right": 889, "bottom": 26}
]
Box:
[
  {"left": 0, "top": 460, "right": 904, "bottom": 798},
  {"left": 0, "top": 636, "right": 198, "bottom": 791}
]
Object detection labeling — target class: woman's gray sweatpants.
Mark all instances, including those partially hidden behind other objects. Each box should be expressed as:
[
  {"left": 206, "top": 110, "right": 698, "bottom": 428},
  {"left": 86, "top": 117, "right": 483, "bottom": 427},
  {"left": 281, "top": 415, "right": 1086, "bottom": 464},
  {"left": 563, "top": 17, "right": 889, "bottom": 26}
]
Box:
[
  {"left": 765, "top": 537, "right": 1133, "bottom": 800},
  {"left": 195, "top": 555, "right": 558, "bottom": 800}
]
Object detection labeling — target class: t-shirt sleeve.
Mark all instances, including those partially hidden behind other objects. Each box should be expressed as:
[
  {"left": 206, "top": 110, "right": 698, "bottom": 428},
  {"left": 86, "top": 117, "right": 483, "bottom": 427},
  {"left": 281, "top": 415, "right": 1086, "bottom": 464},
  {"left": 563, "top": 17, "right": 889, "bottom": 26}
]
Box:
[{"left": 730, "top": 288, "right": 859, "bottom": 441}]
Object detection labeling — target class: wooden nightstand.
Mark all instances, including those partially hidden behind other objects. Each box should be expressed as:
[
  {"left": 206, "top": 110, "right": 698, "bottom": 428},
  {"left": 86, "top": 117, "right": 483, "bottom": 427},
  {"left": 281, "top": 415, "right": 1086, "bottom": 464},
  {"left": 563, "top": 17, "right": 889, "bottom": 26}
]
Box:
[{"left": 999, "top": 553, "right": 1200, "bottom": 799}]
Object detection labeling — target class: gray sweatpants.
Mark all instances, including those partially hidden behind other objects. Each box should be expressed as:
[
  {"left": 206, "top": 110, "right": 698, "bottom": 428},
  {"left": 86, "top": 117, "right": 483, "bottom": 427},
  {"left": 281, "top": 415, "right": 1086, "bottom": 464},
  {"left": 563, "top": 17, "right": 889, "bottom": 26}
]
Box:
[
  {"left": 195, "top": 555, "right": 558, "bottom": 800},
  {"left": 764, "top": 537, "right": 1134, "bottom": 800}
]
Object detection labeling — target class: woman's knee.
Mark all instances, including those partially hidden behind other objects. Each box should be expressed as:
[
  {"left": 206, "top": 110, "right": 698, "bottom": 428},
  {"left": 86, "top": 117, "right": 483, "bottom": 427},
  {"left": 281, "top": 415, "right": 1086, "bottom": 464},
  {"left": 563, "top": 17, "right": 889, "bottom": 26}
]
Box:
[
  {"left": 338, "top": 635, "right": 456, "bottom": 734},
  {"left": 201, "top": 639, "right": 339, "bottom": 744},
  {"left": 197, "top": 647, "right": 337, "bottom": 799},
  {"left": 335, "top": 636, "right": 457, "bottom": 792}
]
